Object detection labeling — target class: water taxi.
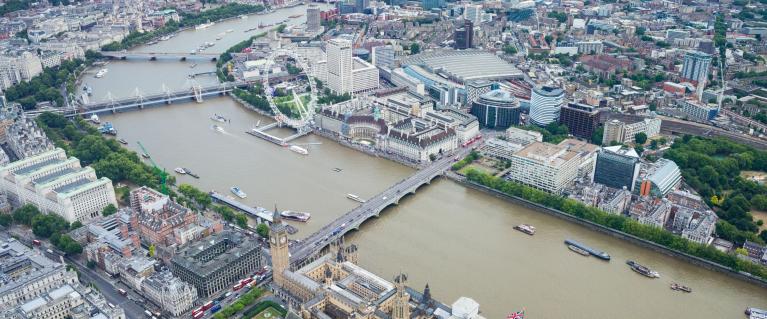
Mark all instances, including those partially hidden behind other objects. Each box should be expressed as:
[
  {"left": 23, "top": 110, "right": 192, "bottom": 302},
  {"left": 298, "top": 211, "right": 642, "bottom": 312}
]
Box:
[
  {"left": 230, "top": 187, "right": 247, "bottom": 199},
  {"left": 89, "top": 114, "right": 100, "bottom": 124},
  {"left": 141, "top": 153, "right": 150, "bottom": 159},
  {"left": 347, "top": 194, "right": 365, "bottom": 203},
  {"left": 289, "top": 145, "right": 308, "bottom": 155},
  {"left": 118, "top": 138, "right": 128, "bottom": 145},
  {"left": 212, "top": 125, "right": 225, "bottom": 133},
  {"left": 626, "top": 260, "right": 660, "bottom": 278},
  {"left": 174, "top": 167, "right": 186, "bottom": 174},
  {"left": 513, "top": 224, "right": 536, "bottom": 235}
]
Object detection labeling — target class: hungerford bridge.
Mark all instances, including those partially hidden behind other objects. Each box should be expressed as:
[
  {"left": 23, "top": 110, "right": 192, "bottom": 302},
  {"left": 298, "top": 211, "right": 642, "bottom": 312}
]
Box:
[{"left": 25, "top": 81, "right": 247, "bottom": 118}]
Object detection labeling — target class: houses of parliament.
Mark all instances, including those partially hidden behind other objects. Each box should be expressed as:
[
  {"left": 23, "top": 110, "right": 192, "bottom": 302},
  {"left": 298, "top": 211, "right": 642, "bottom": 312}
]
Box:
[{"left": 268, "top": 211, "right": 485, "bottom": 319}]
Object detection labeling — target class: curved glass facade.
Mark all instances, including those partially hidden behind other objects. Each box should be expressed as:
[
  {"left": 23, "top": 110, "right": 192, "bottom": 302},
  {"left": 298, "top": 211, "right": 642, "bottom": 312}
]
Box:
[
  {"left": 529, "top": 86, "right": 564, "bottom": 126},
  {"left": 470, "top": 90, "right": 521, "bottom": 129}
]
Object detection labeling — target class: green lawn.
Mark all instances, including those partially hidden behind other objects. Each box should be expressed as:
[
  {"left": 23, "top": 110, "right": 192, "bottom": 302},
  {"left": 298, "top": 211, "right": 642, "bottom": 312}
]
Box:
[
  {"left": 273, "top": 94, "right": 311, "bottom": 119},
  {"left": 253, "top": 307, "right": 282, "bottom": 319},
  {"left": 458, "top": 162, "right": 495, "bottom": 176}
]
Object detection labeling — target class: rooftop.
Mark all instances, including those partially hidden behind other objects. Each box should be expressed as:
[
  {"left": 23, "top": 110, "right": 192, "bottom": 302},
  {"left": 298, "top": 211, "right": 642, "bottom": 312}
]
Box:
[
  {"left": 403, "top": 50, "right": 523, "bottom": 83},
  {"left": 171, "top": 230, "right": 259, "bottom": 277},
  {"left": 514, "top": 142, "right": 577, "bottom": 167}
]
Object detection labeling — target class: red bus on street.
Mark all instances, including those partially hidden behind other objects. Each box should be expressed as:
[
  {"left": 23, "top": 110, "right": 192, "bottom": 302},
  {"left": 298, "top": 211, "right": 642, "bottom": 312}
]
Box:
[{"left": 202, "top": 301, "right": 214, "bottom": 311}]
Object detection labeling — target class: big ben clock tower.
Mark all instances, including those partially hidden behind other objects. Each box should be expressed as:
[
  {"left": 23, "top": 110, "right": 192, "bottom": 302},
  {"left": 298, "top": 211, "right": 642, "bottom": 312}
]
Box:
[{"left": 269, "top": 205, "right": 290, "bottom": 287}]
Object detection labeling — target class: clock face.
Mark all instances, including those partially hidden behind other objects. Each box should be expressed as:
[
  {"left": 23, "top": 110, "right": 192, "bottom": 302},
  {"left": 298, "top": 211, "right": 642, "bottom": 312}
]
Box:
[
  {"left": 280, "top": 236, "right": 287, "bottom": 244},
  {"left": 271, "top": 237, "right": 276, "bottom": 244}
]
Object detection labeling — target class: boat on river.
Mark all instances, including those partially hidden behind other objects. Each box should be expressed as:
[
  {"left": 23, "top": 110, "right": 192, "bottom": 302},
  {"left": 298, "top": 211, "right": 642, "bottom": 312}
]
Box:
[
  {"left": 281, "top": 211, "right": 311, "bottom": 222},
  {"left": 212, "top": 125, "right": 225, "bottom": 133},
  {"left": 513, "top": 224, "right": 536, "bottom": 235},
  {"left": 626, "top": 260, "right": 660, "bottom": 278},
  {"left": 289, "top": 145, "right": 308, "bottom": 155},
  {"left": 746, "top": 308, "right": 767, "bottom": 319},
  {"left": 118, "top": 138, "right": 128, "bottom": 145},
  {"left": 347, "top": 194, "right": 365, "bottom": 203},
  {"left": 568, "top": 244, "right": 590, "bottom": 256},
  {"left": 210, "top": 114, "right": 228, "bottom": 123},
  {"left": 288, "top": 14, "right": 303, "bottom": 18},
  {"left": 95, "top": 68, "right": 108, "bottom": 78},
  {"left": 230, "top": 187, "right": 247, "bottom": 199},
  {"left": 195, "top": 21, "right": 214, "bottom": 30},
  {"left": 174, "top": 167, "right": 186, "bottom": 175},
  {"left": 183, "top": 168, "right": 199, "bottom": 179},
  {"left": 670, "top": 283, "right": 691, "bottom": 293},
  {"left": 564, "top": 239, "right": 610, "bottom": 260}
]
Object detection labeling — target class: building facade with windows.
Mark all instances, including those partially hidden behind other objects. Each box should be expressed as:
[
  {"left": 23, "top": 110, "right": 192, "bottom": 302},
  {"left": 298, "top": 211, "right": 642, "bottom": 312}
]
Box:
[
  {"left": 171, "top": 230, "right": 261, "bottom": 297},
  {"left": 0, "top": 238, "right": 78, "bottom": 308},
  {"left": 141, "top": 270, "right": 198, "bottom": 317},
  {"left": 680, "top": 50, "right": 711, "bottom": 85},
  {"left": 679, "top": 99, "right": 719, "bottom": 122},
  {"left": 593, "top": 146, "right": 641, "bottom": 191},
  {"left": 636, "top": 158, "right": 682, "bottom": 197},
  {"left": 559, "top": 102, "right": 600, "bottom": 139},
  {"left": 470, "top": 89, "right": 521, "bottom": 129},
  {"left": 0, "top": 148, "right": 117, "bottom": 223},
  {"left": 529, "top": 86, "right": 564, "bottom": 126},
  {"left": 372, "top": 45, "right": 395, "bottom": 69},
  {"left": 326, "top": 38, "right": 354, "bottom": 94},
  {"left": 508, "top": 141, "right": 582, "bottom": 194}
]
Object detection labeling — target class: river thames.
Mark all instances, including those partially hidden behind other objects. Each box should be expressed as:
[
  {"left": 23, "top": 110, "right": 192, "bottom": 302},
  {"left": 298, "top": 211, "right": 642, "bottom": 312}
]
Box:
[{"left": 88, "top": 5, "right": 767, "bottom": 318}]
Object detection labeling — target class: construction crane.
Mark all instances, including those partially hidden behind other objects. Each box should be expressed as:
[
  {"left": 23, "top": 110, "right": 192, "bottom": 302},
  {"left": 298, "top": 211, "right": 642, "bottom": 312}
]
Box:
[{"left": 136, "top": 141, "right": 168, "bottom": 194}]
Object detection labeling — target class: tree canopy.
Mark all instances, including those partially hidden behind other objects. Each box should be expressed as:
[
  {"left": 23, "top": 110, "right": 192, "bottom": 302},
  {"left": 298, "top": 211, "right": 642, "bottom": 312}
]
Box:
[{"left": 664, "top": 135, "right": 767, "bottom": 243}]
